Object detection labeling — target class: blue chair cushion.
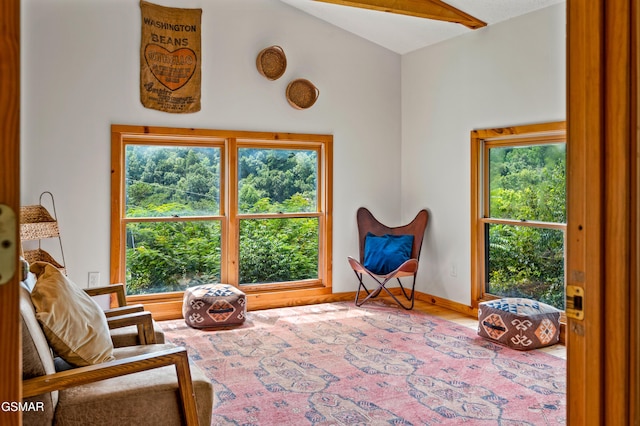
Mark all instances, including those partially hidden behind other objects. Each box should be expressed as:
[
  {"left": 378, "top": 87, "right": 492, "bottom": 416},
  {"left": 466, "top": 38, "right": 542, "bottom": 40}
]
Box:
[{"left": 363, "top": 233, "right": 414, "bottom": 275}]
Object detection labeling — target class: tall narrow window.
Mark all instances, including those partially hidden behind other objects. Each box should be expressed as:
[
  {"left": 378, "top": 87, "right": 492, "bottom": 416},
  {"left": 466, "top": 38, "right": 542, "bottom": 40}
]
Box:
[
  {"left": 111, "top": 126, "right": 332, "bottom": 314},
  {"left": 471, "top": 122, "right": 566, "bottom": 310}
]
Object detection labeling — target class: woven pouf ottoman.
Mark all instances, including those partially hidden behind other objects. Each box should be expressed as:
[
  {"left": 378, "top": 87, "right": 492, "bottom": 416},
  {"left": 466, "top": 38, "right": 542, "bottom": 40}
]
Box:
[
  {"left": 477, "top": 297, "right": 561, "bottom": 350},
  {"left": 183, "top": 284, "right": 246, "bottom": 329}
]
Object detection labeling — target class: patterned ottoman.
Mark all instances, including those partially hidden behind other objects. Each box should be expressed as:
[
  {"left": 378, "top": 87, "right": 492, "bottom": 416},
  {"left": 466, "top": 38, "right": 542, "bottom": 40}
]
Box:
[
  {"left": 477, "top": 298, "right": 561, "bottom": 350},
  {"left": 183, "top": 284, "right": 246, "bottom": 329}
]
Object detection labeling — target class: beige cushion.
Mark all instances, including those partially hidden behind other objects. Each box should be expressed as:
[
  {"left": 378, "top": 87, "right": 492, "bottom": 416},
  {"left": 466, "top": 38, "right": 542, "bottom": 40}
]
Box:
[{"left": 30, "top": 262, "right": 115, "bottom": 367}]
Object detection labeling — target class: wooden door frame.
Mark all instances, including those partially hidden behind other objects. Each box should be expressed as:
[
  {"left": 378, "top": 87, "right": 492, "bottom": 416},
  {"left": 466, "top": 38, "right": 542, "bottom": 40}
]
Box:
[
  {"left": 634, "top": 0, "right": 640, "bottom": 420},
  {"left": 566, "top": 0, "right": 638, "bottom": 424},
  {"left": 0, "top": 0, "right": 21, "bottom": 424}
]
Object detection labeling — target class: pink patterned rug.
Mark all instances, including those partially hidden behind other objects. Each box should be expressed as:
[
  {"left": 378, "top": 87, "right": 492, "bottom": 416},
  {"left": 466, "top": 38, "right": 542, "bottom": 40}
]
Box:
[{"left": 160, "top": 301, "right": 566, "bottom": 425}]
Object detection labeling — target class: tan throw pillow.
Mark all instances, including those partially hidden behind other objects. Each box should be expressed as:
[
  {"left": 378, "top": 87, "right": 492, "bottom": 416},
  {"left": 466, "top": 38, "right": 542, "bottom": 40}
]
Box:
[{"left": 29, "top": 262, "right": 115, "bottom": 367}]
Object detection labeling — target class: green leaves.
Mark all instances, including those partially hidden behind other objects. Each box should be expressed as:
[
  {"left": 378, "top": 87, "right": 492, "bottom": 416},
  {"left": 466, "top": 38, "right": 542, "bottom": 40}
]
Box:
[
  {"left": 126, "top": 221, "right": 222, "bottom": 295},
  {"left": 239, "top": 218, "right": 318, "bottom": 284},
  {"left": 238, "top": 149, "right": 317, "bottom": 213},
  {"left": 489, "top": 144, "right": 566, "bottom": 222},
  {"left": 486, "top": 143, "right": 566, "bottom": 310},
  {"left": 124, "top": 145, "right": 320, "bottom": 294},
  {"left": 125, "top": 145, "right": 220, "bottom": 217}
]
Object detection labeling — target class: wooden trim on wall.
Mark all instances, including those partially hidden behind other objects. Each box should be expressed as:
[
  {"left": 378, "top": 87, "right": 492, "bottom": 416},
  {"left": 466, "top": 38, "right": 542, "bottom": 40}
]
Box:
[
  {"left": 472, "top": 122, "right": 566, "bottom": 140},
  {"left": 470, "top": 131, "right": 481, "bottom": 306},
  {"left": 140, "top": 288, "right": 478, "bottom": 321},
  {"left": 632, "top": 0, "right": 639, "bottom": 419},
  {"left": 110, "top": 128, "right": 126, "bottom": 287},
  {"left": 414, "top": 291, "right": 478, "bottom": 318}
]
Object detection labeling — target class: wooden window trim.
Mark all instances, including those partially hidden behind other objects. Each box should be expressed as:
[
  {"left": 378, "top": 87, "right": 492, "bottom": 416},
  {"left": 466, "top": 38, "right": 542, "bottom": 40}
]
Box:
[
  {"left": 111, "top": 125, "right": 333, "bottom": 317},
  {"left": 470, "top": 121, "right": 567, "bottom": 307}
]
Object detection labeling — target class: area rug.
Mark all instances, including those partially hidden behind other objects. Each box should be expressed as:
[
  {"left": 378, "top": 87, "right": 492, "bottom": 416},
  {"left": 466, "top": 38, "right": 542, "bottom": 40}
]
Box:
[{"left": 160, "top": 301, "right": 566, "bottom": 425}]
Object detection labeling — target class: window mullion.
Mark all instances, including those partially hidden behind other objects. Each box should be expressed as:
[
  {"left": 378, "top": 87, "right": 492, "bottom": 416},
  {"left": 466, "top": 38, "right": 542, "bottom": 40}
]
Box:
[
  {"left": 482, "top": 142, "right": 491, "bottom": 218},
  {"left": 226, "top": 138, "right": 239, "bottom": 285}
]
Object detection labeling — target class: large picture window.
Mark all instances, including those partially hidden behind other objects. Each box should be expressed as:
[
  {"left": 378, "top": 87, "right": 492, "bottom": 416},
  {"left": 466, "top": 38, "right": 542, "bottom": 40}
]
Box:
[
  {"left": 471, "top": 122, "right": 566, "bottom": 310},
  {"left": 111, "top": 126, "right": 332, "bottom": 312}
]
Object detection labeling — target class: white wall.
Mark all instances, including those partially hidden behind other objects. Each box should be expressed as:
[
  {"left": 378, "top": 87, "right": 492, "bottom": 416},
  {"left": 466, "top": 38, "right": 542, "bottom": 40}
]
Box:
[
  {"left": 20, "top": 0, "right": 401, "bottom": 290},
  {"left": 401, "top": 4, "right": 566, "bottom": 305}
]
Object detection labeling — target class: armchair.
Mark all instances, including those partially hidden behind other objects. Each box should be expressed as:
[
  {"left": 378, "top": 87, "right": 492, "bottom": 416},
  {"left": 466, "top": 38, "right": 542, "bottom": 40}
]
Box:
[{"left": 20, "top": 282, "right": 213, "bottom": 425}]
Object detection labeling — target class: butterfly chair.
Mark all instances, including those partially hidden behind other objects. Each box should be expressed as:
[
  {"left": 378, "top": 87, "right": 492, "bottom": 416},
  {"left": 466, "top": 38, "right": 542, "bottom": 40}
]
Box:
[{"left": 348, "top": 207, "right": 429, "bottom": 310}]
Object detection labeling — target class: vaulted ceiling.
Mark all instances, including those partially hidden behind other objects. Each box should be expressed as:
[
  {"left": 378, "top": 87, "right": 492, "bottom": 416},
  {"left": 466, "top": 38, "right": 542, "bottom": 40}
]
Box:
[{"left": 279, "top": 0, "right": 565, "bottom": 54}]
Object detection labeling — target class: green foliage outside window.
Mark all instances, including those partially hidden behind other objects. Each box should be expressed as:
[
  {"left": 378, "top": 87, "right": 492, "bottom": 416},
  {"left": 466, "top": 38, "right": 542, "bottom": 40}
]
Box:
[
  {"left": 126, "top": 221, "right": 221, "bottom": 294},
  {"left": 487, "top": 143, "right": 566, "bottom": 309},
  {"left": 238, "top": 148, "right": 317, "bottom": 213},
  {"left": 126, "top": 145, "right": 220, "bottom": 217},
  {"left": 239, "top": 217, "right": 319, "bottom": 284},
  {"left": 124, "top": 145, "right": 319, "bottom": 295}
]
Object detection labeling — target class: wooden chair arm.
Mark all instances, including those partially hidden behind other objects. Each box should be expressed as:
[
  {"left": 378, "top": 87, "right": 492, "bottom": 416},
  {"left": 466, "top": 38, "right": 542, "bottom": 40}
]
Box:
[
  {"left": 107, "top": 311, "right": 156, "bottom": 345},
  {"left": 23, "top": 347, "right": 200, "bottom": 426},
  {"left": 84, "top": 283, "right": 127, "bottom": 307},
  {"left": 104, "top": 304, "right": 145, "bottom": 318}
]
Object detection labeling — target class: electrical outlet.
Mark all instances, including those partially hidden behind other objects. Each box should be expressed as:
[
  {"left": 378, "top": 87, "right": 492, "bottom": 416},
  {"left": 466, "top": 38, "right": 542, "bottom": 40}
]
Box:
[
  {"left": 88, "top": 272, "right": 100, "bottom": 288},
  {"left": 450, "top": 264, "right": 457, "bottom": 277}
]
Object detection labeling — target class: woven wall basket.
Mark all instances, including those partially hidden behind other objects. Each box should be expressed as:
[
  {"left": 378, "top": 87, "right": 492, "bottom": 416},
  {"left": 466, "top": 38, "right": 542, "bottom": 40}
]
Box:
[
  {"left": 286, "top": 79, "right": 319, "bottom": 110},
  {"left": 256, "top": 45, "right": 287, "bottom": 81}
]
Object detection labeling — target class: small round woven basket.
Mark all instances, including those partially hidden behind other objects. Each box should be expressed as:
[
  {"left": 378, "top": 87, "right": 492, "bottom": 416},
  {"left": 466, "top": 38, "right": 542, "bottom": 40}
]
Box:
[
  {"left": 286, "top": 79, "right": 319, "bottom": 110},
  {"left": 256, "top": 46, "right": 287, "bottom": 81}
]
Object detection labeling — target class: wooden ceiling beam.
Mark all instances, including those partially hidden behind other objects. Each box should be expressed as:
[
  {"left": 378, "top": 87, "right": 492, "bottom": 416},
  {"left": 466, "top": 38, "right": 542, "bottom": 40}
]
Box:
[{"left": 314, "top": 0, "right": 487, "bottom": 29}]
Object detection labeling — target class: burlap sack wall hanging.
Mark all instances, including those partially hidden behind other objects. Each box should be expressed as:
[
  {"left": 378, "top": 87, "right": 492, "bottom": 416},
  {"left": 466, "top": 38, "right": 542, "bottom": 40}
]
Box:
[{"left": 140, "top": 1, "right": 202, "bottom": 113}]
